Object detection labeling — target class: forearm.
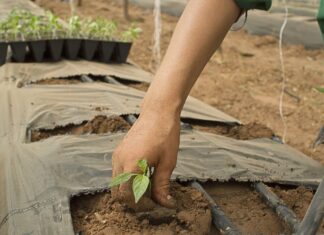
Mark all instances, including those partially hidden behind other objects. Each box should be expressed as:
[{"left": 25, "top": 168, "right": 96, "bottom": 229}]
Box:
[{"left": 141, "top": 0, "right": 240, "bottom": 117}]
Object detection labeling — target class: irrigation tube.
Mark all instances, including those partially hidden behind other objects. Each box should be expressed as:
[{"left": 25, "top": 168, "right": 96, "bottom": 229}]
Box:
[
  {"left": 296, "top": 177, "right": 324, "bottom": 235},
  {"left": 254, "top": 182, "right": 300, "bottom": 232},
  {"left": 191, "top": 181, "right": 241, "bottom": 235}
]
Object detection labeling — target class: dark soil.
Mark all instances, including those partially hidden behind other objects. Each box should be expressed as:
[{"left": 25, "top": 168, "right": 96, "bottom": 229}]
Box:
[
  {"left": 194, "top": 122, "right": 274, "bottom": 140},
  {"left": 32, "top": 77, "right": 82, "bottom": 85},
  {"left": 71, "top": 182, "right": 212, "bottom": 235},
  {"left": 31, "top": 115, "right": 130, "bottom": 142}
]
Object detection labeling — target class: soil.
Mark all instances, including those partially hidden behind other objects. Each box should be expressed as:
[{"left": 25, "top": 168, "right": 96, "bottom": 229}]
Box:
[
  {"left": 273, "top": 186, "right": 324, "bottom": 233},
  {"left": 204, "top": 182, "right": 324, "bottom": 235},
  {"left": 71, "top": 182, "right": 212, "bottom": 235},
  {"left": 193, "top": 122, "right": 274, "bottom": 140},
  {"left": 273, "top": 187, "right": 314, "bottom": 219},
  {"left": 37, "top": 0, "right": 324, "bottom": 164},
  {"left": 32, "top": 76, "right": 82, "bottom": 85},
  {"left": 31, "top": 115, "right": 130, "bottom": 142}
]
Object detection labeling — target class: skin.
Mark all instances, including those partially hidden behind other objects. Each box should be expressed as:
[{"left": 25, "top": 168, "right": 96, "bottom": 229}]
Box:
[{"left": 112, "top": 0, "right": 241, "bottom": 208}]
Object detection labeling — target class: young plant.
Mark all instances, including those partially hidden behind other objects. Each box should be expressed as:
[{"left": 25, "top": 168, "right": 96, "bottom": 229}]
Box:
[
  {"left": 45, "top": 11, "right": 64, "bottom": 39},
  {"left": 0, "top": 20, "right": 8, "bottom": 41},
  {"left": 26, "top": 14, "right": 44, "bottom": 40},
  {"left": 109, "top": 159, "right": 150, "bottom": 203},
  {"left": 96, "top": 18, "right": 117, "bottom": 40},
  {"left": 81, "top": 18, "right": 100, "bottom": 39},
  {"left": 121, "top": 23, "right": 142, "bottom": 42},
  {"left": 5, "top": 9, "right": 31, "bottom": 41},
  {"left": 67, "top": 15, "right": 81, "bottom": 38}
]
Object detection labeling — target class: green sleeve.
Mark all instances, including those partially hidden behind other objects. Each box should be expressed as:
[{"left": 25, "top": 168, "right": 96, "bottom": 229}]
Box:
[{"left": 234, "top": 0, "right": 272, "bottom": 11}]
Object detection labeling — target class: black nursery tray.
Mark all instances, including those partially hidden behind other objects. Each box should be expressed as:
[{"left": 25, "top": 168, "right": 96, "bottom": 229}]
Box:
[
  {"left": 0, "top": 42, "right": 8, "bottom": 66},
  {"left": 0, "top": 38, "right": 132, "bottom": 66}
]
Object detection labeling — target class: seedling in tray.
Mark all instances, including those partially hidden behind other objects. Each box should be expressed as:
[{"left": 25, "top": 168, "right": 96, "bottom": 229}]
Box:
[
  {"left": 80, "top": 19, "right": 101, "bottom": 60},
  {"left": 26, "top": 14, "right": 47, "bottom": 62},
  {"left": 0, "top": 20, "right": 8, "bottom": 66},
  {"left": 109, "top": 159, "right": 150, "bottom": 203},
  {"left": 96, "top": 19, "right": 118, "bottom": 63},
  {"left": 6, "top": 9, "right": 30, "bottom": 62},
  {"left": 114, "top": 23, "right": 142, "bottom": 63},
  {"left": 64, "top": 15, "right": 82, "bottom": 60},
  {"left": 45, "top": 11, "right": 65, "bottom": 61}
]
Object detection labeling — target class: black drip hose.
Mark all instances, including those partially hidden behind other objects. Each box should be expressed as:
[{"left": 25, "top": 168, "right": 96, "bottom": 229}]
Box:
[{"left": 191, "top": 181, "right": 241, "bottom": 235}]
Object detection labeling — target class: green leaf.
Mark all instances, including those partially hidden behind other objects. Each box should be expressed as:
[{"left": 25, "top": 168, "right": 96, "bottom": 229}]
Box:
[
  {"left": 315, "top": 87, "right": 324, "bottom": 93},
  {"left": 109, "top": 172, "right": 135, "bottom": 188},
  {"left": 132, "top": 174, "right": 150, "bottom": 203},
  {"left": 137, "top": 159, "right": 148, "bottom": 174}
]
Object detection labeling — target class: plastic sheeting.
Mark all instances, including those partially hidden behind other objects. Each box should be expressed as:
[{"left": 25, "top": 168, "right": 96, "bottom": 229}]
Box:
[{"left": 0, "top": 62, "right": 241, "bottom": 128}]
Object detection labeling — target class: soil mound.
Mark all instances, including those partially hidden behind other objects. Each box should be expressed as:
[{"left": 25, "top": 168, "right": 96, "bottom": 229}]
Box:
[{"left": 71, "top": 183, "right": 212, "bottom": 235}]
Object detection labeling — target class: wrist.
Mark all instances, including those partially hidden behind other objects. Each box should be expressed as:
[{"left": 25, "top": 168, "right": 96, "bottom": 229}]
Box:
[{"left": 141, "top": 90, "right": 183, "bottom": 119}]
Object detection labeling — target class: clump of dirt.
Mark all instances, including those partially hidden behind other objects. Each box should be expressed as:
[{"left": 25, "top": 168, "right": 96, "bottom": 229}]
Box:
[
  {"left": 273, "top": 186, "right": 324, "bottom": 233},
  {"left": 203, "top": 182, "right": 291, "bottom": 235},
  {"left": 31, "top": 115, "right": 130, "bottom": 142},
  {"left": 71, "top": 183, "right": 212, "bottom": 235},
  {"left": 194, "top": 122, "right": 274, "bottom": 140},
  {"left": 32, "top": 77, "right": 82, "bottom": 85}
]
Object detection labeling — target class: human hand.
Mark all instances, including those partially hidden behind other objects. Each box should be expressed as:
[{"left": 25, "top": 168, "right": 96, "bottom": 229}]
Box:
[{"left": 112, "top": 112, "right": 180, "bottom": 208}]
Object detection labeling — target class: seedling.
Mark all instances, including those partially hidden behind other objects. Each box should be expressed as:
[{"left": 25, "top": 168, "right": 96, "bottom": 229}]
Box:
[
  {"left": 0, "top": 20, "right": 8, "bottom": 41},
  {"left": 26, "top": 14, "right": 44, "bottom": 40},
  {"left": 81, "top": 19, "right": 100, "bottom": 39},
  {"left": 67, "top": 15, "right": 81, "bottom": 38},
  {"left": 121, "top": 23, "right": 142, "bottom": 42},
  {"left": 45, "top": 11, "right": 64, "bottom": 39},
  {"left": 96, "top": 18, "right": 118, "bottom": 40},
  {"left": 109, "top": 159, "right": 150, "bottom": 203},
  {"left": 5, "top": 9, "right": 30, "bottom": 41}
]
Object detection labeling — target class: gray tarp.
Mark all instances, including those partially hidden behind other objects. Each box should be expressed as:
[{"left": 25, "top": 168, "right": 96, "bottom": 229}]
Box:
[{"left": 0, "top": 62, "right": 241, "bottom": 127}]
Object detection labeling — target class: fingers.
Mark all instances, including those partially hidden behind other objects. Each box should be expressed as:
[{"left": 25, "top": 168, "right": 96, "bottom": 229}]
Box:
[
  {"left": 151, "top": 159, "right": 176, "bottom": 208},
  {"left": 111, "top": 152, "right": 123, "bottom": 198}
]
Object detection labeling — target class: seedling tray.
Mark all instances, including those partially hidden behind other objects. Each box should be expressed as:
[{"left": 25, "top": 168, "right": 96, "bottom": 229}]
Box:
[
  {"left": 10, "top": 41, "right": 27, "bottom": 62},
  {"left": 113, "top": 41, "right": 132, "bottom": 63},
  {"left": 28, "top": 40, "right": 47, "bottom": 62},
  {"left": 80, "top": 39, "right": 99, "bottom": 61},
  {"left": 47, "top": 39, "right": 64, "bottom": 61},
  {"left": 63, "top": 38, "right": 82, "bottom": 60},
  {"left": 98, "top": 41, "right": 116, "bottom": 63},
  {"left": 1, "top": 38, "right": 132, "bottom": 65},
  {"left": 0, "top": 42, "right": 8, "bottom": 66}
]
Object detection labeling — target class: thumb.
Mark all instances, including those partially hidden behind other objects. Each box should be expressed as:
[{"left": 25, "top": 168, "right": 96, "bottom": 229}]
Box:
[{"left": 151, "top": 161, "right": 176, "bottom": 208}]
